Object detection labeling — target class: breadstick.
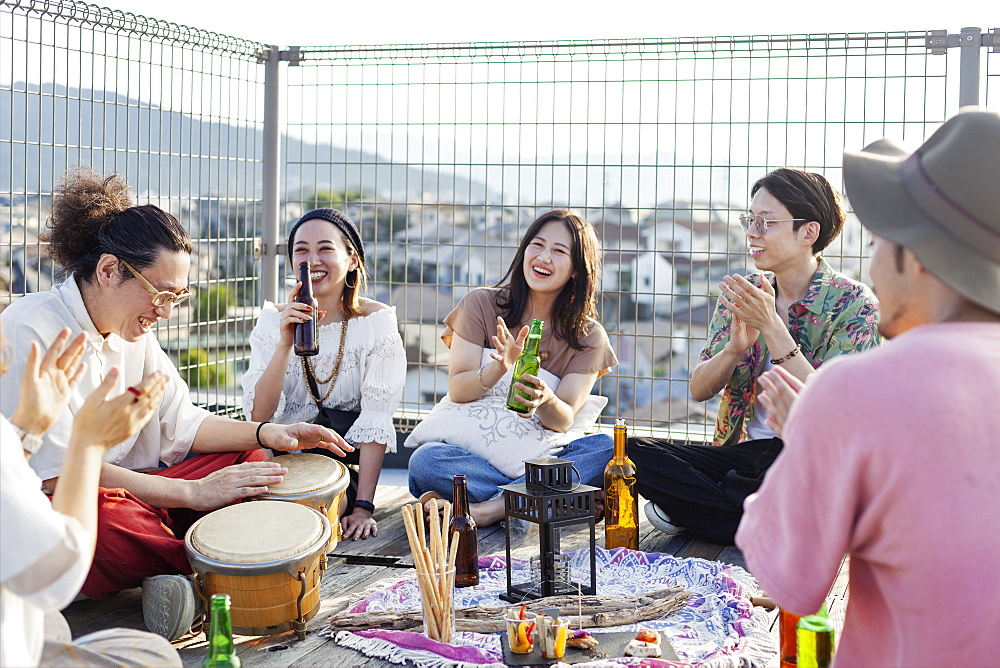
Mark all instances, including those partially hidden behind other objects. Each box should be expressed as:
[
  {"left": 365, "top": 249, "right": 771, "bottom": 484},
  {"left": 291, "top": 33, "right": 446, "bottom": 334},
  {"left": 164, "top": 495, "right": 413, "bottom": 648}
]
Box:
[
  {"left": 428, "top": 498, "right": 442, "bottom": 570},
  {"left": 448, "top": 529, "right": 460, "bottom": 571},
  {"left": 401, "top": 507, "right": 442, "bottom": 638},
  {"left": 440, "top": 500, "right": 452, "bottom": 544},
  {"left": 414, "top": 503, "right": 428, "bottom": 556}
]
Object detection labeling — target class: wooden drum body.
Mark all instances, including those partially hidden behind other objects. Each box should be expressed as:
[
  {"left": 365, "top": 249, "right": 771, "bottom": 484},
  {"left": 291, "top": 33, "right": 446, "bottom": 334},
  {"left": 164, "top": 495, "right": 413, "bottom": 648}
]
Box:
[
  {"left": 185, "top": 501, "right": 331, "bottom": 639},
  {"left": 256, "top": 453, "right": 351, "bottom": 548}
]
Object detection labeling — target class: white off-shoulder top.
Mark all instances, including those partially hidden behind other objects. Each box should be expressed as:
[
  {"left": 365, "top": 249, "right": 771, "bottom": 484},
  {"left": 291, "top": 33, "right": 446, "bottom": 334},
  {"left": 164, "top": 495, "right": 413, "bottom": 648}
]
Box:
[{"left": 241, "top": 303, "right": 407, "bottom": 451}]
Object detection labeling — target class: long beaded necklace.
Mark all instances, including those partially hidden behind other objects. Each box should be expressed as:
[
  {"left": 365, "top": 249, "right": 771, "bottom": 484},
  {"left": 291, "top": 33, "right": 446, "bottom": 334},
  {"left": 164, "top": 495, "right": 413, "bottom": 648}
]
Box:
[{"left": 301, "top": 316, "right": 349, "bottom": 403}]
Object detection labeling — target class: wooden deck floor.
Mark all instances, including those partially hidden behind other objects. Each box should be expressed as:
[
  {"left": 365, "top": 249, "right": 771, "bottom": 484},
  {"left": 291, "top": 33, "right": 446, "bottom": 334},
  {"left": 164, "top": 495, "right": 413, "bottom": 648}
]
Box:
[{"left": 63, "top": 485, "right": 849, "bottom": 666}]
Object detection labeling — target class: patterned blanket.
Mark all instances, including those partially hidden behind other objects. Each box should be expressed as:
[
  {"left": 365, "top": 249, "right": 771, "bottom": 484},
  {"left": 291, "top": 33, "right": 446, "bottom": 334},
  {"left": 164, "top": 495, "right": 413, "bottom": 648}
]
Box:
[{"left": 329, "top": 548, "right": 776, "bottom": 667}]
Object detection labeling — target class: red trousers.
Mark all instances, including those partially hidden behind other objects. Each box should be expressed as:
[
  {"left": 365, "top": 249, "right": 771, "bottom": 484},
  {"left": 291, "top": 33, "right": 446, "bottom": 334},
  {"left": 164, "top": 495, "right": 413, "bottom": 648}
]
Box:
[{"left": 81, "top": 450, "right": 268, "bottom": 599}]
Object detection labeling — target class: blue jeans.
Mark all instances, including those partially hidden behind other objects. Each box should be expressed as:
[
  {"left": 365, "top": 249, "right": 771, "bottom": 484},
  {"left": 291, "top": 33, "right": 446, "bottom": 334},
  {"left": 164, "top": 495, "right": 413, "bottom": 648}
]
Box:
[{"left": 407, "top": 433, "right": 614, "bottom": 503}]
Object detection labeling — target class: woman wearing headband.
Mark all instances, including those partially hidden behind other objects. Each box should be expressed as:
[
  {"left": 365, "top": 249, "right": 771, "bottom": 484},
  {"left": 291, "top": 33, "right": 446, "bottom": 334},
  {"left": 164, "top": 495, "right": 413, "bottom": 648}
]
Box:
[{"left": 242, "top": 209, "right": 406, "bottom": 541}]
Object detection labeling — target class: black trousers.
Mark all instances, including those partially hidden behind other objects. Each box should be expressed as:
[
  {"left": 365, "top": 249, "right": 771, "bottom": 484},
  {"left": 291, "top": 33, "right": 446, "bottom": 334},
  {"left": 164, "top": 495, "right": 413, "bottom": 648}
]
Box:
[{"left": 629, "top": 436, "right": 783, "bottom": 545}]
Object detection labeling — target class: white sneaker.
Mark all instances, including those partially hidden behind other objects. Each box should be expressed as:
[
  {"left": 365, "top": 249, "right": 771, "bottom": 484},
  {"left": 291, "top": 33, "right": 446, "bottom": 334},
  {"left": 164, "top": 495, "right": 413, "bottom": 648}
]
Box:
[
  {"left": 141, "top": 574, "right": 201, "bottom": 641},
  {"left": 644, "top": 503, "right": 687, "bottom": 536}
]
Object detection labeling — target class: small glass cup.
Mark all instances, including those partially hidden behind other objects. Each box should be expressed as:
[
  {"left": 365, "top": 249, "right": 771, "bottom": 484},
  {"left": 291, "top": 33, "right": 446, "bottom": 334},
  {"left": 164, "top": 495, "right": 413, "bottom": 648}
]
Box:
[
  {"left": 529, "top": 554, "right": 572, "bottom": 592},
  {"left": 537, "top": 616, "right": 569, "bottom": 659},
  {"left": 416, "top": 566, "right": 455, "bottom": 644},
  {"left": 503, "top": 609, "right": 537, "bottom": 654}
]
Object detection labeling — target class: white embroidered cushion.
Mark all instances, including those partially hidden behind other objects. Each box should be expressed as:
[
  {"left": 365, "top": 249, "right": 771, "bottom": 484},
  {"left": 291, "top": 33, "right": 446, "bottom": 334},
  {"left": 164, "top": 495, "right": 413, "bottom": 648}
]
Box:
[{"left": 403, "top": 351, "right": 607, "bottom": 478}]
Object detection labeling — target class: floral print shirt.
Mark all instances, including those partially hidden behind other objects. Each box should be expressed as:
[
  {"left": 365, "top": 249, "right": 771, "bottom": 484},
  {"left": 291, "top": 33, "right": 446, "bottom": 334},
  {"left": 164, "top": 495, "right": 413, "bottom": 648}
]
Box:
[{"left": 700, "top": 259, "right": 883, "bottom": 446}]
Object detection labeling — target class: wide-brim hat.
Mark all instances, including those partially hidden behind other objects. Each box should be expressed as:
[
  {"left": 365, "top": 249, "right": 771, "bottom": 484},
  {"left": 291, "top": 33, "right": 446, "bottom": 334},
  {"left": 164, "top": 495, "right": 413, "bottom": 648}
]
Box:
[{"left": 843, "top": 109, "right": 1000, "bottom": 314}]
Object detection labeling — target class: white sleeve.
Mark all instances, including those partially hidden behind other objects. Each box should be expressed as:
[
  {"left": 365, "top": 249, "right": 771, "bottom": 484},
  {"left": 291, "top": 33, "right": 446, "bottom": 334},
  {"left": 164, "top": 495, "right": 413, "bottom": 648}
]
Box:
[
  {"left": 0, "top": 421, "right": 92, "bottom": 611},
  {"left": 241, "top": 302, "right": 287, "bottom": 421},
  {"left": 0, "top": 316, "right": 80, "bottom": 482},
  {"left": 150, "top": 344, "right": 213, "bottom": 468},
  {"left": 344, "top": 308, "right": 407, "bottom": 453}
]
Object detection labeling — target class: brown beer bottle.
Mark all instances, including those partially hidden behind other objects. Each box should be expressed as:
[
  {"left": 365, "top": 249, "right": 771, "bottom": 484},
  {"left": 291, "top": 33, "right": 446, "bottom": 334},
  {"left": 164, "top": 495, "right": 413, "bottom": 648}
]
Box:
[
  {"left": 294, "top": 261, "right": 319, "bottom": 356},
  {"left": 449, "top": 474, "right": 479, "bottom": 587},
  {"left": 779, "top": 608, "right": 801, "bottom": 667},
  {"left": 604, "top": 418, "right": 639, "bottom": 549}
]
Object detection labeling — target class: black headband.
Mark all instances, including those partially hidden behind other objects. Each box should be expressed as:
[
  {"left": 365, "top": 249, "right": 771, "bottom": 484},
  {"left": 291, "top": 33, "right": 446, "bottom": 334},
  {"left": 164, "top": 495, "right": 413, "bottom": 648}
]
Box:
[{"left": 287, "top": 208, "right": 365, "bottom": 264}]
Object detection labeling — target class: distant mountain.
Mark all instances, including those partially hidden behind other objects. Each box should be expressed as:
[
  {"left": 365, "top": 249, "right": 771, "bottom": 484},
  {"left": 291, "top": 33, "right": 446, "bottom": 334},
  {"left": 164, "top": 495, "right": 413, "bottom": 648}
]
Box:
[{"left": 0, "top": 83, "right": 491, "bottom": 202}]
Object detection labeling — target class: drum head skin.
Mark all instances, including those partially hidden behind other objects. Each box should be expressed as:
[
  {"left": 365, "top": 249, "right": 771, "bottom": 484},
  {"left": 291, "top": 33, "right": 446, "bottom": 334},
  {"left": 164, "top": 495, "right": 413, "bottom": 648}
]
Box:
[
  {"left": 189, "top": 501, "right": 325, "bottom": 562},
  {"left": 266, "top": 453, "right": 347, "bottom": 495}
]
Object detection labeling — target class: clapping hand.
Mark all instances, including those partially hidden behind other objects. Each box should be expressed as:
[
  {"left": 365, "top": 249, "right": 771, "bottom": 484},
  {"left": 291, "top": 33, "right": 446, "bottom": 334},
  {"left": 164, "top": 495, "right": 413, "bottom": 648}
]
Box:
[
  {"left": 11, "top": 328, "right": 87, "bottom": 437},
  {"left": 757, "top": 365, "right": 808, "bottom": 437},
  {"left": 70, "top": 369, "right": 168, "bottom": 450}
]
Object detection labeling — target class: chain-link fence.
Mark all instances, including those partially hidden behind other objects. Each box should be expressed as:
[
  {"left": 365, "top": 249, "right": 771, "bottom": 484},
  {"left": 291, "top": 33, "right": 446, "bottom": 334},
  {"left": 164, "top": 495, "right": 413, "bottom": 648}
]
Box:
[
  {"left": 2, "top": 1, "right": 996, "bottom": 436},
  {"left": 1, "top": 0, "right": 267, "bottom": 415}
]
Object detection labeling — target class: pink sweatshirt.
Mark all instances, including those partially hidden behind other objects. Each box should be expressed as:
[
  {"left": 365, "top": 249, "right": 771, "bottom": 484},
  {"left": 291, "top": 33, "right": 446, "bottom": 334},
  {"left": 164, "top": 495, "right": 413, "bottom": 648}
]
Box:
[{"left": 738, "top": 322, "right": 1000, "bottom": 668}]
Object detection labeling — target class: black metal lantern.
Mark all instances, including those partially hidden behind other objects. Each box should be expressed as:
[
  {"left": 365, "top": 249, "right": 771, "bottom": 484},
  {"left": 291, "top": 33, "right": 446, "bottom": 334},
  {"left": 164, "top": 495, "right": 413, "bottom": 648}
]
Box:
[{"left": 499, "top": 457, "right": 598, "bottom": 602}]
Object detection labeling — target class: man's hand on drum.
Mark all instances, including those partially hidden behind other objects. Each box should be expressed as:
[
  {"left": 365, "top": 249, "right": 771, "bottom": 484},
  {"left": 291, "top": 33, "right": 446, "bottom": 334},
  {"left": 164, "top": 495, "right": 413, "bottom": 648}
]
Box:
[
  {"left": 258, "top": 422, "right": 354, "bottom": 456},
  {"left": 186, "top": 460, "right": 290, "bottom": 511},
  {"left": 341, "top": 507, "right": 378, "bottom": 541}
]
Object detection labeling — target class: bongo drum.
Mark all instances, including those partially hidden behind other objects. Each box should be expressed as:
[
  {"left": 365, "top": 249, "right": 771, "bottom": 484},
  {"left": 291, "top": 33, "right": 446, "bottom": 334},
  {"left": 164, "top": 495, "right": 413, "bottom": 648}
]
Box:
[
  {"left": 185, "top": 501, "right": 331, "bottom": 639},
  {"left": 255, "top": 453, "right": 351, "bottom": 548}
]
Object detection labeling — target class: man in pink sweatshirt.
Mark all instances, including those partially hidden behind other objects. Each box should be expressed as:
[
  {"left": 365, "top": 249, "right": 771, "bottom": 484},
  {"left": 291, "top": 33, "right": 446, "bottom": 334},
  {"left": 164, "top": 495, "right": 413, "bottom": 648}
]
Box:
[{"left": 736, "top": 109, "right": 1000, "bottom": 667}]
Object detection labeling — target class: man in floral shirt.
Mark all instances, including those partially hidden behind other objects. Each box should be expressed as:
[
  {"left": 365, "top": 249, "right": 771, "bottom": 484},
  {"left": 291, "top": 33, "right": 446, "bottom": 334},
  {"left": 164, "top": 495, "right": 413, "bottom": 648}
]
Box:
[{"left": 630, "top": 168, "right": 882, "bottom": 545}]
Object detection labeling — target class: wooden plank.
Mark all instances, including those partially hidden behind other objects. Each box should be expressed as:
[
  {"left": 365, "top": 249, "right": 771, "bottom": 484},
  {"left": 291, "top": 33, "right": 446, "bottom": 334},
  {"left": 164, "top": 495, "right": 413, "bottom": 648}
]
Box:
[
  {"left": 333, "top": 487, "right": 417, "bottom": 566},
  {"left": 678, "top": 537, "right": 725, "bottom": 561},
  {"left": 714, "top": 545, "right": 747, "bottom": 570},
  {"left": 178, "top": 563, "right": 402, "bottom": 666}
]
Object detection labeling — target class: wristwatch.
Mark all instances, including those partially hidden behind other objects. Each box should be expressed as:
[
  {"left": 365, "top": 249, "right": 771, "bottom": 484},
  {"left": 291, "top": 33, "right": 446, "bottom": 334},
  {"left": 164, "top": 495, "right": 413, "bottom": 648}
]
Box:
[
  {"left": 352, "top": 499, "right": 376, "bottom": 513},
  {"left": 12, "top": 424, "right": 44, "bottom": 454}
]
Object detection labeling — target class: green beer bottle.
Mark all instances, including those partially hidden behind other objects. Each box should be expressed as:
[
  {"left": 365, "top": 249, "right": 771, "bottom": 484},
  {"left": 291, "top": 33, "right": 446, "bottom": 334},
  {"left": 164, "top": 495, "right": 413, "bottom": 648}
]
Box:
[
  {"left": 505, "top": 319, "right": 544, "bottom": 413},
  {"left": 796, "top": 603, "right": 835, "bottom": 668},
  {"left": 203, "top": 593, "right": 240, "bottom": 668}
]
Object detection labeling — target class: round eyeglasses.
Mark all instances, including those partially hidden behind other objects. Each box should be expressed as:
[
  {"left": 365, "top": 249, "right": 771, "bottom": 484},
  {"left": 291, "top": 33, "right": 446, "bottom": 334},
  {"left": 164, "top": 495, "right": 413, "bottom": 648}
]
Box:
[
  {"left": 738, "top": 214, "right": 806, "bottom": 235},
  {"left": 120, "top": 259, "right": 192, "bottom": 307}
]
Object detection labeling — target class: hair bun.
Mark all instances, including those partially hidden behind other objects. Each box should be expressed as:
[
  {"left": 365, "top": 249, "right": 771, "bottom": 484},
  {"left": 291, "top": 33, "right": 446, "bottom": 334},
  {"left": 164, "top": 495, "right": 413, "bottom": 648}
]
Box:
[{"left": 45, "top": 167, "right": 136, "bottom": 268}]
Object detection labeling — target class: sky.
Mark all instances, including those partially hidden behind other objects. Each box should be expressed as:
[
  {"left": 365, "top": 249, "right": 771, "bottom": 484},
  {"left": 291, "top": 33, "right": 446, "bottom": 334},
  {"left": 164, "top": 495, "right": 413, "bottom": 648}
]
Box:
[{"left": 111, "top": 0, "right": 995, "bottom": 47}]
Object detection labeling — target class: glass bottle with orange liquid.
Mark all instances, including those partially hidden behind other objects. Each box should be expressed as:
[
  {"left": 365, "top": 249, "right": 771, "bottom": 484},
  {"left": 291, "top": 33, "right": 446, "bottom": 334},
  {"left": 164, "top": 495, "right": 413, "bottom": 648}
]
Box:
[{"left": 604, "top": 418, "right": 639, "bottom": 549}]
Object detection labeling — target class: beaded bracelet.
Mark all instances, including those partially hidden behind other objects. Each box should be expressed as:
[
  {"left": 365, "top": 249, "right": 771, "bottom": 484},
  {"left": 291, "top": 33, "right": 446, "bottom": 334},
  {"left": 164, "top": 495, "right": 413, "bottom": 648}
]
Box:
[{"left": 771, "top": 344, "right": 801, "bottom": 365}]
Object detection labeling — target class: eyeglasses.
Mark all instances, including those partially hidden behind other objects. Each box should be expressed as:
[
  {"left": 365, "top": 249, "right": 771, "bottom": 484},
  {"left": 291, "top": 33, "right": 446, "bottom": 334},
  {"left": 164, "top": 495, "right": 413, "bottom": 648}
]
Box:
[
  {"left": 119, "top": 259, "right": 192, "bottom": 307},
  {"left": 738, "top": 214, "right": 806, "bottom": 235}
]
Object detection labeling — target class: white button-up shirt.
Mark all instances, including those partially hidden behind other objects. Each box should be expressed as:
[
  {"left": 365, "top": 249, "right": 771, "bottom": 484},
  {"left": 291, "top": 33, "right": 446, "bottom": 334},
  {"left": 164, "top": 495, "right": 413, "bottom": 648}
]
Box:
[
  {"left": 0, "top": 275, "right": 211, "bottom": 482},
  {"left": 0, "top": 415, "right": 90, "bottom": 667}
]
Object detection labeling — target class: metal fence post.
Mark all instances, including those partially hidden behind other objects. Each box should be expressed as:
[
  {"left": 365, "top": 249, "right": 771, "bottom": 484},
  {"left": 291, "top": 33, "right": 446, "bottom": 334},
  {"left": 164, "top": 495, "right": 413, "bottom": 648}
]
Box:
[
  {"left": 260, "top": 44, "right": 282, "bottom": 304},
  {"left": 959, "top": 26, "right": 982, "bottom": 108}
]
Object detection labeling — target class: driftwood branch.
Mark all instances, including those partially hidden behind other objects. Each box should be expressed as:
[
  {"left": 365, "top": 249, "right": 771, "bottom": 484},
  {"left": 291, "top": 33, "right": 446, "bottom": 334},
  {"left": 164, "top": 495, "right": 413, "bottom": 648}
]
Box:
[{"left": 330, "top": 586, "right": 689, "bottom": 633}]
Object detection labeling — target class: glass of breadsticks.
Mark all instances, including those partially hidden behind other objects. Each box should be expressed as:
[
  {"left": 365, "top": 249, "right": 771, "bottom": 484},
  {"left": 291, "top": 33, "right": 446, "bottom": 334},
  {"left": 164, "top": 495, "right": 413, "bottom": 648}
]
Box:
[{"left": 401, "top": 499, "right": 459, "bottom": 644}]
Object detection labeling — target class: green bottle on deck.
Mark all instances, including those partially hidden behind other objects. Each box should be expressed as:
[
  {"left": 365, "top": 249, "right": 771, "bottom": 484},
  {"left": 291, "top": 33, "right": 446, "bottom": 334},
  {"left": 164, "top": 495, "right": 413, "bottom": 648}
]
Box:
[
  {"left": 505, "top": 319, "right": 543, "bottom": 413},
  {"left": 796, "top": 603, "right": 835, "bottom": 668},
  {"left": 204, "top": 593, "right": 240, "bottom": 668}
]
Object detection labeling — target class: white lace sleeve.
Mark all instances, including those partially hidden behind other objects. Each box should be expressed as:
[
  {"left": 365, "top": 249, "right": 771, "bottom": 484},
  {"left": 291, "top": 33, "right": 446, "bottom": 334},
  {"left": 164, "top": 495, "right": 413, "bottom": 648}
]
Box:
[
  {"left": 344, "top": 308, "right": 408, "bottom": 453},
  {"left": 241, "top": 302, "right": 288, "bottom": 421}
]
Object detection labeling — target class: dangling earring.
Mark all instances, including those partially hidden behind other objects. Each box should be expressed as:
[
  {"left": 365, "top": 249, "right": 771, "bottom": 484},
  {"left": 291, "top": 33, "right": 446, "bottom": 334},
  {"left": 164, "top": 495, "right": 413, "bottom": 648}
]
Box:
[{"left": 345, "top": 269, "right": 357, "bottom": 290}]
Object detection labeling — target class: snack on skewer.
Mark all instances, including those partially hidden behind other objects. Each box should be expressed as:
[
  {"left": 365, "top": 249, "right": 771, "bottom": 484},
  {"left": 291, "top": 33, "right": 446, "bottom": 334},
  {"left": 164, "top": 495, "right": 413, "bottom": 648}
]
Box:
[{"left": 566, "top": 629, "right": 600, "bottom": 649}]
